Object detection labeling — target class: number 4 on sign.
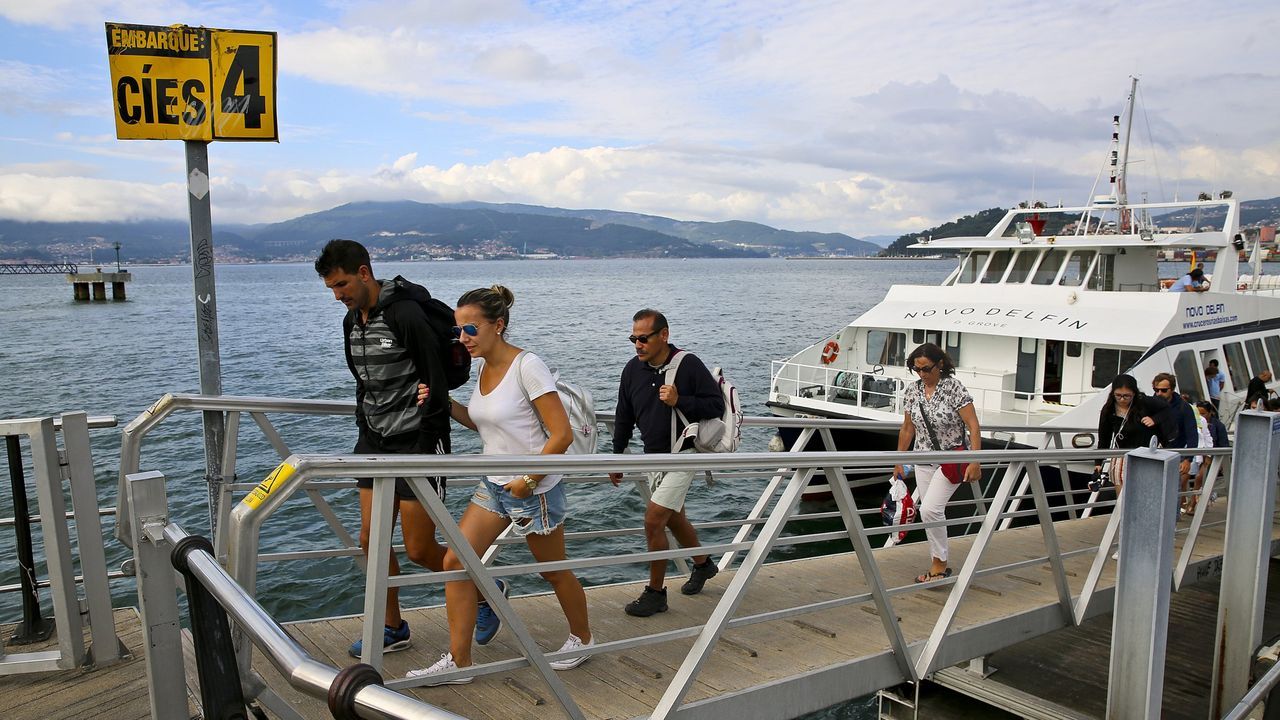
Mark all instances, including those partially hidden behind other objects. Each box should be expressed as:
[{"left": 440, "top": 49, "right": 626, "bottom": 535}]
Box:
[{"left": 220, "top": 45, "right": 265, "bottom": 128}]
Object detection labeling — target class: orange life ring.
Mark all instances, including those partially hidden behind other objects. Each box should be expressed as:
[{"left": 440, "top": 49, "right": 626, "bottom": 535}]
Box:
[{"left": 821, "top": 341, "right": 840, "bottom": 365}]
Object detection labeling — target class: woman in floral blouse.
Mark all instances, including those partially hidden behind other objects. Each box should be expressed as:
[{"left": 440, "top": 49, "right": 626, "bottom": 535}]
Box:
[{"left": 892, "top": 343, "right": 982, "bottom": 583}]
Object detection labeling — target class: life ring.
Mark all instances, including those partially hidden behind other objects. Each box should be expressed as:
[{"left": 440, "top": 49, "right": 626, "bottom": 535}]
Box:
[{"left": 821, "top": 341, "right": 840, "bottom": 365}]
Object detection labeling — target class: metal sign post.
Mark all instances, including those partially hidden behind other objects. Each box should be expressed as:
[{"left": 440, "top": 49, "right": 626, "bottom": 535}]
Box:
[{"left": 106, "top": 21, "right": 278, "bottom": 534}]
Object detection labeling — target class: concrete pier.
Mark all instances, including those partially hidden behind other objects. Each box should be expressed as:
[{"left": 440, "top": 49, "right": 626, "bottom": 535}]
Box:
[{"left": 67, "top": 269, "right": 132, "bottom": 301}]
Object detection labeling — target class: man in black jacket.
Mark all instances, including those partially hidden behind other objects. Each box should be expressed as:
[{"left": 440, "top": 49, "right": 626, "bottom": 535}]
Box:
[
  {"left": 609, "top": 309, "right": 725, "bottom": 617},
  {"left": 1152, "top": 373, "right": 1198, "bottom": 512},
  {"left": 316, "top": 239, "right": 450, "bottom": 657}
]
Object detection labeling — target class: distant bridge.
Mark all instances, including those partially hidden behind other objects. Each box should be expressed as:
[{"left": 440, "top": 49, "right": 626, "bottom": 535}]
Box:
[{"left": 0, "top": 262, "right": 79, "bottom": 274}]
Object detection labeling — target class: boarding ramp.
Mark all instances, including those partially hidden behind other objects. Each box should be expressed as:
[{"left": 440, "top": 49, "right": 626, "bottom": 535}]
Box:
[
  {"left": 112, "top": 398, "right": 1280, "bottom": 719},
  {"left": 0, "top": 413, "right": 122, "bottom": 675}
]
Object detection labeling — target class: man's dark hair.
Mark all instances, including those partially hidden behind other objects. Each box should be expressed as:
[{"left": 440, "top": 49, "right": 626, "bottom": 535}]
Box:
[
  {"left": 633, "top": 308, "right": 669, "bottom": 333},
  {"left": 315, "top": 239, "right": 371, "bottom": 277},
  {"left": 1152, "top": 372, "right": 1177, "bottom": 391},
  {"left": 1189, "top": 267, "right": 1205, "bottom": 279}
]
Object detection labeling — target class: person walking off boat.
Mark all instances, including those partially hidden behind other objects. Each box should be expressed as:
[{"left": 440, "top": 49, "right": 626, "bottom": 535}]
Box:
[
  {"left": 1151, "top": 373, "right": 1199, "bottom": 515},
  {"left": 1204, "top": 360, "right": 1226, "bottom": 411},
  {"left": 409, "top": 285, "right": 594, "bottom": 683},
  {"left": 315, "top": 239, "right": 451, "bottom": 658},
  {"left": 1093, "top": 374, "right": 1172, "bottom": 495},
  {"left": 892, "top": 343, "right": 982, "bottom": 584},
  {"left": 609, "top": 309, "right": 725, "bottom": 616}
]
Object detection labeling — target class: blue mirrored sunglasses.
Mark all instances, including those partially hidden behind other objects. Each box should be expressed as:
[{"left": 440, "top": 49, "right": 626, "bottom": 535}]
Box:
[{"left": 451, "top": 324, "right": 480, "bottom": 338}]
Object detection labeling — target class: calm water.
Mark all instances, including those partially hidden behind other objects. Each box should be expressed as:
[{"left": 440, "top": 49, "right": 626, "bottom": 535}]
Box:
[{"left": 0, "top": 257, "right": 955, "bottom": 716}]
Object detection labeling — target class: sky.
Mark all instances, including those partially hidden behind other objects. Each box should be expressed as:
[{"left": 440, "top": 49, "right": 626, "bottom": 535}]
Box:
[{"left": 1, "top": 0, "right": 1278, "bottom": 238}]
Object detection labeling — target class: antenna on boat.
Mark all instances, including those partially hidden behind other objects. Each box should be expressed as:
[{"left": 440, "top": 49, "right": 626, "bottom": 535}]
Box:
[{"left": 1117, "top": 77, "right": 1138, "bottom": 231}]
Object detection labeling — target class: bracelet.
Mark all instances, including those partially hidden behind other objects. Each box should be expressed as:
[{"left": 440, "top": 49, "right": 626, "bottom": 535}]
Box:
[{"left": 521, "top": 474, "right": 538, "bottom": 490}]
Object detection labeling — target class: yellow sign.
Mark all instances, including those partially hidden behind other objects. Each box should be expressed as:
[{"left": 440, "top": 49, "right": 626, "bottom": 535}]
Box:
[
  {"left": 106, "top": 23, "right": 278, "bottom": 141},
  {"left": 241, "top": 461, "right": 295, "bottom": 510}
]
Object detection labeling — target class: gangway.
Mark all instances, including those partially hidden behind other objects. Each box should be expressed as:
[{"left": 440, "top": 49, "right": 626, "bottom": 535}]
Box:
[{"left": 103, "top": 395, "right": 1280, "bottom": 720}]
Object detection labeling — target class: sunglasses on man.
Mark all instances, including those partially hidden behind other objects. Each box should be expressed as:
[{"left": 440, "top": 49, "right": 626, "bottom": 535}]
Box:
[{"left": 628, "top": 332, "right": 661, "bottom": 344}]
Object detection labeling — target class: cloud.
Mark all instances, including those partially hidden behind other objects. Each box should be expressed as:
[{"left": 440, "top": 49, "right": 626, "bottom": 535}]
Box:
[{"left": 0, "top": 172, "right": 185, "bottom": 221}]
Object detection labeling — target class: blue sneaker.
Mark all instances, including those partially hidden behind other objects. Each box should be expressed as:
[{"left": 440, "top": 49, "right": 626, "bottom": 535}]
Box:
[
  {"left": 475, "top": 578, "right": 509, "bottom": 645},
  {"left": 348, "top": 619, "right": 411, "bottom": 658}
]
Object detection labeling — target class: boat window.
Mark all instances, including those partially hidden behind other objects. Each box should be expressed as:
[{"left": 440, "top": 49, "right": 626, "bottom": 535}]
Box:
[
  {"left": 981, "top": 250, "right": 1013, "bottom": 283},
  {"left": 865, "top": 330, "right": 907, "bottom": 368},
  {"left": 1059, "top": 251, "right": 1096, "bottom": 286},
  {"left": 1031, "top": 249, "right": 1067, "bottom": 285},
  {"left": 946, "top": 331, "right": 961, "bottom": 365},
  {"left": 1246, "top": 338, "right": 1267, "bottom": 377},
  {"left": 1173, "top": 350, "right": 1204, "bottom": 403},
  {"left": 1005, "top": 250, "right": 1039, "bottom": 283},
  {"left": 1087, "top": 254, "right": 1115, "bottom": 291},
  {"left": 957, "top": 251, "right": 989, "bottom": 284},
  {"left": 1266, "top": 336, "right": 1280, "bottom": 376},
  {"left": 1090, "top": 347, "right": 1143, "bottom": 388},
  {"left": 1223, "top": 342, "right": 1249, "bottom": 389}
]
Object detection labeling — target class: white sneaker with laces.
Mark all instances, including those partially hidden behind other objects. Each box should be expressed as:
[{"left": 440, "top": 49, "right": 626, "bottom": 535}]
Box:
[
  {"left": 1111, "top": 550, "right": 1120, "bottom": 561},
  {"left": 548, "top": 634, "right": 595, "bottom": 671},
  {"left": 406, "top": 652, "right": 473, "bottom": 685}
]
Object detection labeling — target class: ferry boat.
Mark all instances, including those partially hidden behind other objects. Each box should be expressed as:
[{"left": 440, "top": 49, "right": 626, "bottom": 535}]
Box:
[{"left": 769, "top": 81, "right": 1280, "bottom": 473}]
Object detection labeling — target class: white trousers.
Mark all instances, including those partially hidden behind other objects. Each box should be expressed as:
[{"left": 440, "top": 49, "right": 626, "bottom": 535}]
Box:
[{"left": 915, "top": 464, "right": 962, "bottom": 563}]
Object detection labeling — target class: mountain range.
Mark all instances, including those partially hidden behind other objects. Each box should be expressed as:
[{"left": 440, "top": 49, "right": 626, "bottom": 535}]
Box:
[{"left": 0, "top": 200, "right": 882, "bottom": 263}]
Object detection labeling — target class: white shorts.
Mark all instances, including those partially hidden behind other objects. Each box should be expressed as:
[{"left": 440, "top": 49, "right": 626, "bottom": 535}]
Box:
[{"left": 647, "top": 449, "right": 698, "bottom": 510}]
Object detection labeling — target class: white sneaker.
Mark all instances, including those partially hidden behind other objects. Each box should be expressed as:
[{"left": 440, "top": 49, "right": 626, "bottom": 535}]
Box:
[
  {"left": 1112, "top": 550, "right": 1120, "bottom": 561},
  {"left": 548, "top": 634, "right": 594, "bottom": 671},
  {"left": 406, "top": 652, "right": 473, "bottom": 685}
]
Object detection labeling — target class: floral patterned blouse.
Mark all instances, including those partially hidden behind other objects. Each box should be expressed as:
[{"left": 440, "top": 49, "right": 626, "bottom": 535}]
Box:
[{"left": 904, "top": 376, "right": 975, "bottom": 451}]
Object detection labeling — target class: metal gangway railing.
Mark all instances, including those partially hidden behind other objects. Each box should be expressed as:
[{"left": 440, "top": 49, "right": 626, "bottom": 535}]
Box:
[
  {"left": 0, "top": 413, "right": 122, "bottom": 674},
  {"left": 109, "top": 393, "right": 1277, "bottom": 718}
]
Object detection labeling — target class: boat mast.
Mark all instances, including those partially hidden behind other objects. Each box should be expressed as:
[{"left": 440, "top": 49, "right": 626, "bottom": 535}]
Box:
[{"left": 1117, "top": 76, "right": 1138, "bottom": 231}]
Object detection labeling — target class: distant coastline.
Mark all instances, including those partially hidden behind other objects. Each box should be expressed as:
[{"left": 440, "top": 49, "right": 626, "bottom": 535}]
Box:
[{"left": 784, "top": 254, "right": 946, "bottom": 260}]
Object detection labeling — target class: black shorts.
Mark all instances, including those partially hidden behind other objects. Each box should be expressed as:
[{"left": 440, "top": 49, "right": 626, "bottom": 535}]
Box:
[{"left": 354, "top": 429, "right": 450, "bottom": 501}]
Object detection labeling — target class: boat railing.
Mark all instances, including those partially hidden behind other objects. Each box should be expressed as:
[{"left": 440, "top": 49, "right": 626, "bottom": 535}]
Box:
[
  {"left": 0, "top": 413, "right": 122, "bottom": 676},
  {"left": 771, "top": 359, "right": 1098, "bottom": 422},
  {"left": 123, "top": 470, "right": 466, "bottom": 720}
]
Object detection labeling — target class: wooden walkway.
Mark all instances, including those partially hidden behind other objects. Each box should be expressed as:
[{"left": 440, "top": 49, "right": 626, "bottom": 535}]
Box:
[
  {"left": 0, "top": 608, "right": 197, "bottom": 720},
  {"left": 250, "top": 502, "right": 1266, "bottom": 720},
  {"left": 3, "top": 502, "right": 1271, "bottom": 720}
]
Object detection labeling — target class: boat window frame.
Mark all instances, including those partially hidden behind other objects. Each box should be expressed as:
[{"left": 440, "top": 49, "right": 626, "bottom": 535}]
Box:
[
  {"left": 1265, "top": 336, "right": 1280, "bottom": 377},
  {"left": 865, "top": 329, "right": 908, "bottom": 368},
  {"left": 1058, "top": 250, "right": 1097, "bottom": 287},
  {"left": 1223, "top": 342, "right": 1250, "bottom": 390},
  {"left": 1005, "top": 249, "right": 1040, "bottom": 284},
  {"left": 1245, "top": 338, "right": 1268, "bottom": 378},
  {"left": 1031, "top": 248, "right": 1069, "bottom": 285},
  {"left": 1090, "top": 346, "right": 1143, "bottom": 389},
  {"left": 1173, "top": 350, "right": 1205, "bottom": 403},
  {"left": 981, "top": 250, "right": 1014, "bottom": 284},
  {"left": 957, "top": 250, "right": 991, "bottom": 284}
]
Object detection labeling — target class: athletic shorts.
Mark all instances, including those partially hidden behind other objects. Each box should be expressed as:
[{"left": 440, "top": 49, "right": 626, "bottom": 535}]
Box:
[{"left": 354, "top": 428, "right": 449, "bottom": 501}]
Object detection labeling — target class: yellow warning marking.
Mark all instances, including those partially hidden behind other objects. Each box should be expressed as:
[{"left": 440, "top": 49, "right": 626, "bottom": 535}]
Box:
[{"left": 241, "top": 461, "right": 294, "bottom": 510}]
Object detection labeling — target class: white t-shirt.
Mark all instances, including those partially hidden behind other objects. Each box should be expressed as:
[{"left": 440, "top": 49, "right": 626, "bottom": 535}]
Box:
[{"left": 466, "top": 352, "right": 561, "bottom": 493}]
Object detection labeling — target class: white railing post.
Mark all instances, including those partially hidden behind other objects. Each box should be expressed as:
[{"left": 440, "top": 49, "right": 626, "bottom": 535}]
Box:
[
  {"left": 1210, "top": 411, "right": 1280, "bottom": 717},
  {"left": 1106, "top": 444, "right": 1179, "bottom": 720}
]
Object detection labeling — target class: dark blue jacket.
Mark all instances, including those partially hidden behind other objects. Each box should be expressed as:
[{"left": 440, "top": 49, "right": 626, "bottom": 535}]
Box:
[
  {"left": 1208, "top": 417, "right": 1230, "bottom": 447},
  {"left": 1166, "top": 393, "right": 1198, "bottom": 449},
  {"left": 612, "top": 345, "right": 725, "bottom": 455}
]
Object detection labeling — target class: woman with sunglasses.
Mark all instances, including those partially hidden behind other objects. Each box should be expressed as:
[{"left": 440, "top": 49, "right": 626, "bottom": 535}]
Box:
[
  {"left": 408, "top": 285, "right": 593, "bottom": 684},
  {"left": 1094, "top": 374, "right": 1171, "bottom": 495},
  {"left": 892, "top": 343, "right": 981, "bottom": 584}
]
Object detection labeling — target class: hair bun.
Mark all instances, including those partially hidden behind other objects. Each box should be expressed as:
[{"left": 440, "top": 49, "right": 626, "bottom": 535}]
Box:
[{"left": 490, "top": 284, "right": 515, "bottom": 309}]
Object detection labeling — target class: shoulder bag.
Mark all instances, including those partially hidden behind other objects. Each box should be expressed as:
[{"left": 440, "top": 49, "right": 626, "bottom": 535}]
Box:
[{"left": 916, "top": 389, "right": 966, "bottom": 484}]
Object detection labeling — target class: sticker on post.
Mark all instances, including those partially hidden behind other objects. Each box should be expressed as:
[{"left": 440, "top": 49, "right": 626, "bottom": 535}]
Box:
[{"left": 242, "top": 461, "right": 294, "bottom": 510}]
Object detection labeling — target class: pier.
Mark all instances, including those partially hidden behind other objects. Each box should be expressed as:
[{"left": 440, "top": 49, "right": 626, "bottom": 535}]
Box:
[{"left": 4, "top": 397, "right": 1280, "bottom": 719}]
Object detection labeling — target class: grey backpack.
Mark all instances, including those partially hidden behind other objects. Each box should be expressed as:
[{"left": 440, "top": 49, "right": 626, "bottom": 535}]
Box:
[{"left": 515, "top": 351, "right": 598, "bottom": 454}]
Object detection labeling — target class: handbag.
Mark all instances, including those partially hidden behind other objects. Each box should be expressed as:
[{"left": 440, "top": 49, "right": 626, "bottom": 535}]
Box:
[
  {"left": 880, "top": 472, "right": 917, "bottom": 546},
  {"left": 916, "top": 390, "right": 966, "bottom": 484}
]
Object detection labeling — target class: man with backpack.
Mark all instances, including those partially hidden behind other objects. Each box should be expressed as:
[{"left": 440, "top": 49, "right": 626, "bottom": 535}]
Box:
[
  {"left": 315, "top": 239, "right": 458, "bottom": 658},
  {"left": 609, "top": 309, "right": 725, "bottom": 617}
]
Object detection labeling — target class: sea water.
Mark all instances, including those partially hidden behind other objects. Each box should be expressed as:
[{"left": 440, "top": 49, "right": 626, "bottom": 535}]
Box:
[{"left": 0, "top": 257, "right": 957, "bottom": 716}]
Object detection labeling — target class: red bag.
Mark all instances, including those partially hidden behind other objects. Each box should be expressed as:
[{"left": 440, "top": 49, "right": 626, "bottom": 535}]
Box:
[{"left": 940, "top": 446, "right": 966, "bottom": 484}]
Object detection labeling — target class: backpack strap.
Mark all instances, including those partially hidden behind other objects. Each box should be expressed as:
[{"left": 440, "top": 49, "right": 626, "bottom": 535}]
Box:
[
  {"left": 662, "top": 350, "right": 688, "bottom": 453},
  {"left": 512, "top": 350, "right": 551, "bottom": 440}
]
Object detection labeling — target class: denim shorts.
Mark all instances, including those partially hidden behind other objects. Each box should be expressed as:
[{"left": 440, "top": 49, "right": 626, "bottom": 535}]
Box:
[{"left": 471, "top": 478, "right": 567, "bottom": 536}]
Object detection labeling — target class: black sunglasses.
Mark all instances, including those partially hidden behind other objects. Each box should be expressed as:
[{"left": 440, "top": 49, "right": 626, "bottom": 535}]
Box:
[
  {"left": 629, "top": 332, "right": 661, "bottom": 344},
  {"left": 1153, "top": 386, "right": 1173, "bottom": 394},
  {"left": 912, "top": 363, "right": 937, "bottom": 374}
]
